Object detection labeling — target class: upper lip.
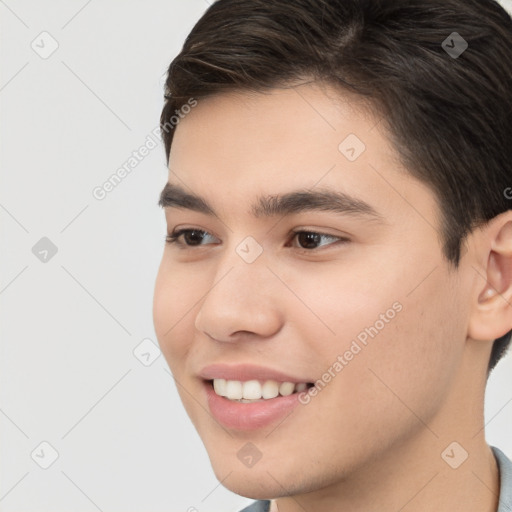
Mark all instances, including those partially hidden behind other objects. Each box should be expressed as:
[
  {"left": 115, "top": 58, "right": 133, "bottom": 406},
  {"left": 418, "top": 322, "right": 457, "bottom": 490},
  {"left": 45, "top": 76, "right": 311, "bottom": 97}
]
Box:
[{"left": 198, "top": 363, "right": 312, "bottom": 383}]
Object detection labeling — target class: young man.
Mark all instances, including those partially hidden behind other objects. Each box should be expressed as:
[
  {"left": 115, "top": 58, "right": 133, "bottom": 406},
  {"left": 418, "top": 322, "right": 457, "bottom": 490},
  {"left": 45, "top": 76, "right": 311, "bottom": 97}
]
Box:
[{"left": 153, "top": 0, "right": 512, "bottom": 510}]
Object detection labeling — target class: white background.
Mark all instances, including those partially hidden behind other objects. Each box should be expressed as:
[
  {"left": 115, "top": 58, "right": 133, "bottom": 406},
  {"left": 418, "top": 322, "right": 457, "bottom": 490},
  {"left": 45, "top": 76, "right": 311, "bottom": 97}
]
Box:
[{"left": 1, "top": 1, "right": 511, "bottom": 511}]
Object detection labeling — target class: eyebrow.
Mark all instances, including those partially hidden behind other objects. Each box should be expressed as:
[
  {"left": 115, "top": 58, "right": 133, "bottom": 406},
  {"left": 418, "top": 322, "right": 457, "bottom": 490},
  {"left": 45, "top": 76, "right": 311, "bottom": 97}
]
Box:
[{"left": 158, "top": 182, "right": 385, "bottom": 223}]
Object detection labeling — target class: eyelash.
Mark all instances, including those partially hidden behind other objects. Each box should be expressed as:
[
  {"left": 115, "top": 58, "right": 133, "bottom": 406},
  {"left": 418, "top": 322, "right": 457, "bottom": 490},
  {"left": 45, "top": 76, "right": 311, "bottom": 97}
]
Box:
[{"left": 165, "top": 228, "right": 349, "bottom": 252}]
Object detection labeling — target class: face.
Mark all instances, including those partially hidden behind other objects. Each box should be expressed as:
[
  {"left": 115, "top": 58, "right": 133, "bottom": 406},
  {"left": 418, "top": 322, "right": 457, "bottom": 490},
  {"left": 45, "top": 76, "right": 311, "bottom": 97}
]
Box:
[{"left": 153, "top": 82, "right": 475, "bottom": 499}]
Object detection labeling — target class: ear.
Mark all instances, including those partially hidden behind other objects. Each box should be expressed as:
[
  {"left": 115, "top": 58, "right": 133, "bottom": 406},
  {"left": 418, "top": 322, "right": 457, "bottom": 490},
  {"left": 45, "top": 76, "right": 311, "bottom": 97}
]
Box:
[{"left": 468, "top": 211, "right": 512, "bottom": 341}]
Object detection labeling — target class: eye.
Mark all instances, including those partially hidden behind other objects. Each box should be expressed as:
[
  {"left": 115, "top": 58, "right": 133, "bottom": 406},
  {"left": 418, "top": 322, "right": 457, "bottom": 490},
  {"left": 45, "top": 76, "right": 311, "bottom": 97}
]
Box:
[
  {"left": 288, "top": 229, "right": 348, "bottom": 251},
  {"left": 165, "top": 228, "right": 349, "bottom": 251},
  {"left": 165, "top": 228, "right": 217, "bottom": 247}
]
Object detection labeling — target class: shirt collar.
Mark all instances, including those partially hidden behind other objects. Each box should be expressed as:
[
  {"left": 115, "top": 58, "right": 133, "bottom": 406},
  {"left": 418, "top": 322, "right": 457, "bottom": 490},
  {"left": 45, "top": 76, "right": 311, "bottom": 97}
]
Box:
[{"left": 492, "top": 446, "right": 512, "bottom": 512}]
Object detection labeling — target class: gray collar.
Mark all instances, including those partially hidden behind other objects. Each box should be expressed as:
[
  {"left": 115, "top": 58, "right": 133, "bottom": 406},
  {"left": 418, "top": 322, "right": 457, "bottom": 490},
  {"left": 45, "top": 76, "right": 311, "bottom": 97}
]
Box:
[{"left": 493, "top": 446, "right": 512, "bottom": 512}]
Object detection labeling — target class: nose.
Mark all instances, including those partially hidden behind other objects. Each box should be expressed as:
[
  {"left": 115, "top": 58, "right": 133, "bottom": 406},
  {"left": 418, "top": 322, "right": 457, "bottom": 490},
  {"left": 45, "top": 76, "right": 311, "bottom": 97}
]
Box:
[{"left": 194, "top": 255, "right": 283, "bottom": 343}]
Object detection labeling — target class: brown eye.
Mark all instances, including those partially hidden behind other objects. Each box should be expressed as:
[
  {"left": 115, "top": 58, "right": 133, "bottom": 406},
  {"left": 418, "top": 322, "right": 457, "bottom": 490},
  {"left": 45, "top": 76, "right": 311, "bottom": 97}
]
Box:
[
  {"left": 166, "top": 229, "right": 217, "bottom": 247},
  {"left": 290, "top": 230, "right": 347, "bottom": 250},
  {"left": 165, "top": 228, "right": 349, "bottom": 252}
]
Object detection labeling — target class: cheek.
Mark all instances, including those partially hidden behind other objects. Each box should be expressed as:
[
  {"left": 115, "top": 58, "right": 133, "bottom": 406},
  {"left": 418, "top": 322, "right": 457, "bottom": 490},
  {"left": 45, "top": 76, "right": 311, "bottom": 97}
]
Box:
[
  {"left": 330, "top": 269, "right": 463, "bottom": 427},
  {"left": 153, "top": 258, "right": 198, "bottom": 364},
  {"left": 293, "top": 254, "right": 463, "bottom": 413},
  {"left": 282, "top": 255, "right": 407, "bottom": 357}
]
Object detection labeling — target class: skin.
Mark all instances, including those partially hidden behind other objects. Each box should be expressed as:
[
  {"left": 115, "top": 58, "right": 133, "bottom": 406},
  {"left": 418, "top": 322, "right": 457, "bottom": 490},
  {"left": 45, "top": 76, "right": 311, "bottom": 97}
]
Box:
[{"left": 153, "top": 81, "right": 512, "bottom": 512}]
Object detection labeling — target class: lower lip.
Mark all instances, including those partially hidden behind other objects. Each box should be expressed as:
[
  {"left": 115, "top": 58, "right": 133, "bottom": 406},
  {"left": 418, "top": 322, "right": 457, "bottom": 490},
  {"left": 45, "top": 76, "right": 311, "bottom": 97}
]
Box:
[{"left": 203, "top": 381, "right": 304, "bottom": 431}]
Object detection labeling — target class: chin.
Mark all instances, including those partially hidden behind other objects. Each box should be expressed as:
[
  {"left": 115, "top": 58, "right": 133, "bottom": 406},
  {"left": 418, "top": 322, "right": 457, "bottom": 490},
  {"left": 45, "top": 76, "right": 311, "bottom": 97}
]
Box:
[
  {"left": 217, "top": 472, "right": 280, "bottom": 501},
  {"left": 207, "top": 449, "right": 307, "bottom": 500}
]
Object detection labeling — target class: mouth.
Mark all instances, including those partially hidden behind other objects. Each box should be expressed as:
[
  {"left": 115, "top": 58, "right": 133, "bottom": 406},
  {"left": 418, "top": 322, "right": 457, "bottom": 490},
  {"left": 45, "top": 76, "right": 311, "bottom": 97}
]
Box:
[
  {"left": 208, "top": 378, "right": 315, "bottom": 402},
  {"left": 202, "top": 378, "right": 315, "bottom": 430}
]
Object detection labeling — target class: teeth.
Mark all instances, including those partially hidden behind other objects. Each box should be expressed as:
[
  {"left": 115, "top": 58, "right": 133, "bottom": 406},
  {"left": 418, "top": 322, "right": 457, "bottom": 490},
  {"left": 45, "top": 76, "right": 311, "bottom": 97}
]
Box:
[
  {"left": 213, "top": 378, "right": 227, "bottom": 396},
  {"left": 243, "top": 380, "right": 262, "bottom": 399},
  {"left": 279, "top": 382, "right": 295, "bottom": 396},
  {"left": 225, "top": 380, "right": 243, "bottom": 400},
  {"left": 212, "top": 379, "right": 309, "bottom": 400},
  {"left": 262, "top": 380, "right": 279, "bottom": 399}
]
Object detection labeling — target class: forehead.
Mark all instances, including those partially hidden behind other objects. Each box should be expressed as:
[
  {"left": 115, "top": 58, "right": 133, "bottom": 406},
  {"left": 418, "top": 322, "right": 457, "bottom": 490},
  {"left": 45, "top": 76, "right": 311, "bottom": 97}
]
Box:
[
  {"left": 170, "top": 84, "right": 387, "bottom": 175},
  {"left": 165, "top": 83, "right": 438, "bottom": 230}
]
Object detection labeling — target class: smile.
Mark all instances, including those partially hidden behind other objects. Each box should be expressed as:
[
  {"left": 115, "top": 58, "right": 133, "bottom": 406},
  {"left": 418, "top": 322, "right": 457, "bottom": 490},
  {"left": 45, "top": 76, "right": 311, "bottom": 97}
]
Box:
[
  {"left": 203, "top": 379, "right": 315, "bottom": 430},
  {"left": 212, "top": 378, "right": 312, "bottom": 402}
]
